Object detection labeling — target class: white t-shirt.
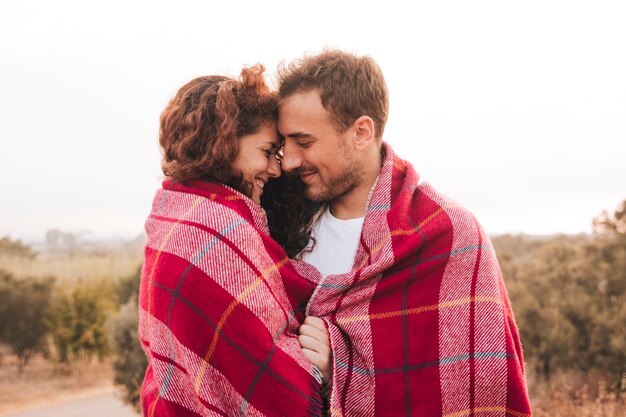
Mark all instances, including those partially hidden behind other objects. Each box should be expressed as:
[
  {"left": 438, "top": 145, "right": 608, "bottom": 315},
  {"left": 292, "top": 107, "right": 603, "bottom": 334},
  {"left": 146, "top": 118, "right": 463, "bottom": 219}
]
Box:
[{"left": 301, "top": 206, "right": 365, "bottom": 276}]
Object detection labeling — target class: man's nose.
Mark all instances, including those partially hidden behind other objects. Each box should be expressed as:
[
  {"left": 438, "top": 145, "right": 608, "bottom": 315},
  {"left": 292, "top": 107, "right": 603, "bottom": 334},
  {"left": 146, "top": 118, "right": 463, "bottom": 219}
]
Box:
[{"left": 281, "top": 140, "right": 302, "bottom": 173}]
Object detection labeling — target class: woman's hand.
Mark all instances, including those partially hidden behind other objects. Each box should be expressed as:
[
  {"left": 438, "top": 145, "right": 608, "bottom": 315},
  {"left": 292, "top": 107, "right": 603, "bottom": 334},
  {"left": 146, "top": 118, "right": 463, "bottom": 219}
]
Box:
[{"left": 298, "top": 316, "right": 332, "bottom": 384}]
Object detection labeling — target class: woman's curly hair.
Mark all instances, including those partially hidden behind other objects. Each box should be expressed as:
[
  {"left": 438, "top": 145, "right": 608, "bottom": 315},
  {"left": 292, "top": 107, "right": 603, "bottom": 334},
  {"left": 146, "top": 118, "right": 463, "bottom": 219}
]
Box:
[
  {"left": 159, "top": 64, "right": 277, "bottom": 193},
  {"left": 261, "top": 173, "right": 318, "bottom": 258}
]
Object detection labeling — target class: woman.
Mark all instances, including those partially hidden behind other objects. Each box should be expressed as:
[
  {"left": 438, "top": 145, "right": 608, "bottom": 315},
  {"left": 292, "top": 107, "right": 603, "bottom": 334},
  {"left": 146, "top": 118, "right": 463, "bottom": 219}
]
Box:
[{"left": 139, "top": 65, "right": 329, "bottom": 417}]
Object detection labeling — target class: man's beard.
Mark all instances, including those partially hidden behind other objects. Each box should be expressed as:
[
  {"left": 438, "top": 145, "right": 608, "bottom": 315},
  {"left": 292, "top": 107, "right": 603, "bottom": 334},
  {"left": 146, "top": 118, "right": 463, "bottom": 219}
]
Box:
[{"left": 303, "top": 156, "right": 362, "bottom": 203}]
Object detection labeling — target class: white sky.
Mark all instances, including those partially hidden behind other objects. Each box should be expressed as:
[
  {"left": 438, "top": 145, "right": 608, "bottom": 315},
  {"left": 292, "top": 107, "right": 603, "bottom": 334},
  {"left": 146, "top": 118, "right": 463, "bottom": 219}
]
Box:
[{"left": 1, "top": 0, "right": 624, "bottom": 241}]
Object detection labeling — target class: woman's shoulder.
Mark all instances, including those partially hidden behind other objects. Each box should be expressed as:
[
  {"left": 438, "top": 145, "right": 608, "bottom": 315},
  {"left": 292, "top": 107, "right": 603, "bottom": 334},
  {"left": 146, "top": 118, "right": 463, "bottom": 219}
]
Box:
[{"left": 153, "top": 179, "right": 267, "bottom": 230}]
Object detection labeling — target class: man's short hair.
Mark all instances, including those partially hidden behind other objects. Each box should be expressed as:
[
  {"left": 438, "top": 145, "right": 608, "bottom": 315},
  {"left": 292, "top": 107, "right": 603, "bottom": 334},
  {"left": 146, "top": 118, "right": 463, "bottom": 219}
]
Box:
[{"left": 278, "top": 49, "right": 389, "bottom": 140}]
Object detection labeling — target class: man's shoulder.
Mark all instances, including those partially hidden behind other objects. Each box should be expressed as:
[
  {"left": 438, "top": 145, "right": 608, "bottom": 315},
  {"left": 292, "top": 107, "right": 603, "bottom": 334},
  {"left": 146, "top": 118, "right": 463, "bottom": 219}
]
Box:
[
  {"left": 412, "top": 181, "right": 486, "bottom": 235},
  {"left": 382, "top": 145, "right": 486, "bottom": 237},
  {"left": 417, "top": 181, "right": 474, "bottom": 214}
]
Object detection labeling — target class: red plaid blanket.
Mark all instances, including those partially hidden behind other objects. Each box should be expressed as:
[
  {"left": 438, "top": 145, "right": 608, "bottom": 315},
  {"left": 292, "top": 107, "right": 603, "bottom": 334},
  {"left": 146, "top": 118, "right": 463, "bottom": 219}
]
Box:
[
  {"left": 138, "top": 180, "right": 324, "bottom": 417},
  {"left": 308, "top": 144, "right": 532, "bottom": 416}
]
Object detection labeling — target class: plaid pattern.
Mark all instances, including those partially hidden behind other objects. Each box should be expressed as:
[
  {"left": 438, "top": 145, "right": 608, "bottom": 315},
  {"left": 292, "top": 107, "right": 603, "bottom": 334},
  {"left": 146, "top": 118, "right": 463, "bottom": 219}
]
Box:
[
  {"left": 308, "top": 144, "right": 532, "bottom": 416},
  {"left": 139, "top": 180, "right": 324, "bottom": 417}
]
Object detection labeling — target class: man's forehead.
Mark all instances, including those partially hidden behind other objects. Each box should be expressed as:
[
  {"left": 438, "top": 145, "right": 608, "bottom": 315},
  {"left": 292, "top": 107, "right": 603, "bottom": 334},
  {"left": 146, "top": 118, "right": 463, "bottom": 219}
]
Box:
[
  {"left": 279, "top": 90, "right": 323, "bottom": 110},
  {"left": 279, "top": 92, "right": 331, "bottom": 128}
]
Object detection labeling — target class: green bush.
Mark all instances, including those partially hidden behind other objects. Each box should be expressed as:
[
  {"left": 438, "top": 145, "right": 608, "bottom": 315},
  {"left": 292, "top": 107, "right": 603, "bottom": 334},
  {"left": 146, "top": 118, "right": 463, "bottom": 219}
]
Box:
[
  {"left": 115, "top": 265, "right": 141, "bottom": 306},
  {"left": 46, "top": 280, "right": 117, "bottom": 364},
  {"left": 0, "top": 269, "right": 55, "bottom": 372},
  {"left": 108, "top": 298, "right": 147, "bottom": 411}
]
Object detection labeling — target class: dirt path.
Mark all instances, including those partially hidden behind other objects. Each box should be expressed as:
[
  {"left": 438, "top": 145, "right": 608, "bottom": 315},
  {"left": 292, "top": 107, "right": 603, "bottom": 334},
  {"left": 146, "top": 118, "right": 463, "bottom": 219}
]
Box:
[{"left": 0, "top": 387, "right": 139, "bottom": 417}]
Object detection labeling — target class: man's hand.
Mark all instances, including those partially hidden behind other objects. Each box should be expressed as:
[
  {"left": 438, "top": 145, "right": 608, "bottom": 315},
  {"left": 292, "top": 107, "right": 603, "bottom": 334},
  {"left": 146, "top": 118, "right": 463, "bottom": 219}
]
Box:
[{"left": 298, "top": 316, "right": 332, "bottom": 384}]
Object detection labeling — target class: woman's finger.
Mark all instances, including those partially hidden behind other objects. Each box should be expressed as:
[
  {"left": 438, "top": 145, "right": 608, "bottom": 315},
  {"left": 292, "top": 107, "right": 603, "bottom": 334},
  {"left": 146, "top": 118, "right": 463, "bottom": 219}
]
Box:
[
  {"left": 304, "top": 316, "right": 326, "bottom": 331},
  {"left": 300, "top": 348, "right": 319, "bottom": 363},
  {"left": 298, "top": 334, "right": 328, "bottom": 353},
  {"left": 299, "top": 324, "right": 328, "bottom": 341}
]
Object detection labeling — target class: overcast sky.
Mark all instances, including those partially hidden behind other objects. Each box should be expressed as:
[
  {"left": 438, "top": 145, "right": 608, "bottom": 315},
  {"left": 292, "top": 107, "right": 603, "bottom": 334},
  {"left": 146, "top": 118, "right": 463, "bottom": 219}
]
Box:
[{"left": 1, "top": 0, "right": 624, "bottom": 242}]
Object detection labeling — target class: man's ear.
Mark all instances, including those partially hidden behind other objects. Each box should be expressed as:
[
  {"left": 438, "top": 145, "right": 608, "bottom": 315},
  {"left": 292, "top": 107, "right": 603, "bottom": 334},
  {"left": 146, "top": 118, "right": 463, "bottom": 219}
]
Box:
[{"left": 351, "top": 116, "right": 375, "bottom": 151}]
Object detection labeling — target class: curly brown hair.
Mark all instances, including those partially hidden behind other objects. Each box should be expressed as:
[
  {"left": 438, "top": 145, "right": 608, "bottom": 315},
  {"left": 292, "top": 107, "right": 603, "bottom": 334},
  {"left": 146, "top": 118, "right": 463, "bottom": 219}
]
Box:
[
  {"left": 159, "top": 64, "right": 278, "bottom": 192},
  {"left": 261, "top": 173, "right": 318, "bottom": 258},
  {"left": 278, "top": 49, "right": 389, "bottom": 140}
]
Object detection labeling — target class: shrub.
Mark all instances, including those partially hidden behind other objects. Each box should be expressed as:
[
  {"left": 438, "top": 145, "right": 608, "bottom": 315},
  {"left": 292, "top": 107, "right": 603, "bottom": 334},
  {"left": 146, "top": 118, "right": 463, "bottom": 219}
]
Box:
[
  {"left": 108, "top": 298, "right": 147, "bottom": 411},
  {"left": 46, "top": 280, "right": 117, "bottom": 365},
  {"left": 0, "top": 269, "right": 55, "bottom": 372}
]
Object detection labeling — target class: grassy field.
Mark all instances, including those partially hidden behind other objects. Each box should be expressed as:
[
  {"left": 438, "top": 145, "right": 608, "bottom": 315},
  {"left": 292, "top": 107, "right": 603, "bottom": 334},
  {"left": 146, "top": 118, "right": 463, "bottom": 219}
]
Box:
[
  {"left": 0, "top": 245, "right": 143, "bottom": 285},
  {"left": 527, "top": 369, "right": 626, "bottom": 416}
]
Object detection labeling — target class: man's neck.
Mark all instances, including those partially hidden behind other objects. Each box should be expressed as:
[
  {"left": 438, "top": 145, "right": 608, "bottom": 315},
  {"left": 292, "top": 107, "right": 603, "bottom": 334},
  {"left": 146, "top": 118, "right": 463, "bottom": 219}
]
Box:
[
  {"left": 328, "top": 182, "right": 373, "bottom": 219},
  {"left": 329, "top": 148, "right": 383, "bottom": 220}
]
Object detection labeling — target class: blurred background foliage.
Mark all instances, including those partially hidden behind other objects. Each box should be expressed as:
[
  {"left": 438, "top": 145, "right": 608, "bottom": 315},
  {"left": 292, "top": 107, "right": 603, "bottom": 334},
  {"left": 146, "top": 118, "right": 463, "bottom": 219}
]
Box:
[{"left": 495, "top": 215, "right": 625, "bottom": 384}]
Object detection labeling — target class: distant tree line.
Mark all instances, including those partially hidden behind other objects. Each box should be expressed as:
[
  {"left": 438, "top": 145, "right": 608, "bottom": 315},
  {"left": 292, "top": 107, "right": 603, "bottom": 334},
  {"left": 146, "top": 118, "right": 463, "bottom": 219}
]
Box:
[{"left": 0, "top": 237, "right": 35, "bottom": 258}]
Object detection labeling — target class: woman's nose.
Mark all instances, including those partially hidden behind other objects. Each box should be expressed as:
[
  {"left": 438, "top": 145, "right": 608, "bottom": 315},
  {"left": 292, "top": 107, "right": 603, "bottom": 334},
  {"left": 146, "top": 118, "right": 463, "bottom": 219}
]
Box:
[{"left": 268, "top": 155, "right": 281, "bottom": 178}]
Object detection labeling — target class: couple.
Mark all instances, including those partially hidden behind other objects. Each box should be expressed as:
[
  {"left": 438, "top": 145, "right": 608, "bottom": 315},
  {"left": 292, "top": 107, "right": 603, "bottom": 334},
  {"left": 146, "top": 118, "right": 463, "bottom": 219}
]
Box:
[{"left": 138, "top": 50, "right": 532, "bottom": 417}]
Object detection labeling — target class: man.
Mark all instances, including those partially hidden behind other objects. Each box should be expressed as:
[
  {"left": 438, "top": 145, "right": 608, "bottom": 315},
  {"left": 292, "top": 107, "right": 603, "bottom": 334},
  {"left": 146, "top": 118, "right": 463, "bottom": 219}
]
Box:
[{"left": 278, "top": 50, "right": 532, "bottom": 416}]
